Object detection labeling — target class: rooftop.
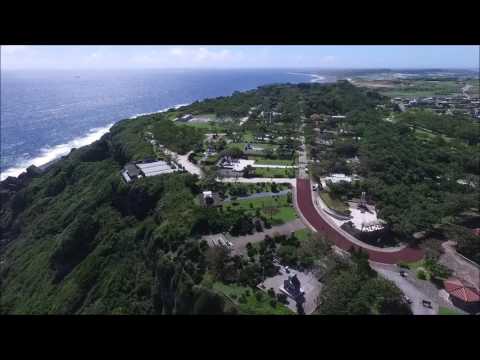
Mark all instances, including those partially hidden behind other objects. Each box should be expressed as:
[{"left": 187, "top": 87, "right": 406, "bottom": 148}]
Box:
[
  {"left": 444, "top": 277, "right": 480, "bottom": 303},
  {"left": 136, "top": 161, "right": 177, "bottom": 177}
]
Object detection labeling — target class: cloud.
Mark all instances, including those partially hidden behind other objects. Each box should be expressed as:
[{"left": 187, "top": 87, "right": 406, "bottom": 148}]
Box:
[{"left": 129, "top": 46, "right": 242, "bottom": 68}]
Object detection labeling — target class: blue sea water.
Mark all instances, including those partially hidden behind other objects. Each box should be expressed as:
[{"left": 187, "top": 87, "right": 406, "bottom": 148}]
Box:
[{"left": 1, "top": 69, "right": 336, "bottom": 179}]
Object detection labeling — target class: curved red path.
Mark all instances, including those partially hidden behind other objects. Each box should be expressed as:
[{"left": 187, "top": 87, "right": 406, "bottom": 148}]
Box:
[{"left": 296, "top": 178, "right": 424, "bottom": 264}]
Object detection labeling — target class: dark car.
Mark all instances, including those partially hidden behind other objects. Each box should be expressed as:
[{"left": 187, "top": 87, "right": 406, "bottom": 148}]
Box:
[{"left": 422, "top": 300, "right": 432, "bottom": 308}]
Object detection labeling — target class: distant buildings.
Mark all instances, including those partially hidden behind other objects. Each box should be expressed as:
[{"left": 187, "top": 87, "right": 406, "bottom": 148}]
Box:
[
  {"left": 121, "top": 160, "right": 180, "bottom": 183},
  {"left": 320, "top": 173, "right": 360, "bottom": 189},
  {"left": 175, "top": 114, "right": 194, "bottom": 122},
  {"left": 217, "top": 157, "right": 255, "bottom": 173},
  {"left": 390, "top": 95, "right": 480, "bottom": 119}
]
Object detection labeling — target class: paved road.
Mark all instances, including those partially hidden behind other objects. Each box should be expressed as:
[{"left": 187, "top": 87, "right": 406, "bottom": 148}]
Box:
[
  {"left": 295, "top": 178, "right": 424, "bottom": 264},
  {"left": 462, "top": 84, "right": 472, "bottom": 100},
  {"left": 225, "top": 218, "right": 306, "bottom": 255},
  {"left": 252, "top": 164, "right": 298, "bottom": 169},
  {"left": 176, "top": 151, "right": 203, "bottom": 177},
  {"left": 373, "top": 265, "right": 437, "bottom": 315},
  {"left": 440, "top": 241, "right": 480, "bottom": 288},
  {"left": 297, "top": 135, "right": 309, "bottom": 179},
  {"left": 219, "top": 177, "right": 296, "bottom": 185},
  {"left": 162, "top": 148, "right": 204, "bottom": 177}
]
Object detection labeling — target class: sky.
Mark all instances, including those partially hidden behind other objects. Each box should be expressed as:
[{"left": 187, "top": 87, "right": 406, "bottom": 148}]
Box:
[{"left": 1, "top": 45, "right": 479, "bottom": 70}]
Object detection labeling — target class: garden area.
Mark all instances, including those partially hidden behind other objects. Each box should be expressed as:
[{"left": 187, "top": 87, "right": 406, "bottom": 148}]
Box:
[
  {"left": 212, "top": 282, "right": 293, "bottom": 315},
  {"left": 223, "top": 194, "right": 297, "bottom": 226},
  {"left": 253, "top": 167, "right": 295, "bottom": 178},
  {"left": 319, "top": 191, "right": 349, "bottom": 214}
]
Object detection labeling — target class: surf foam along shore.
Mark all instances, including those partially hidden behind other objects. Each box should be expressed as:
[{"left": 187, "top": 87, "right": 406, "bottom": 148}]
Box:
[
  {"left": 0, "top": 103, "right": 191, "bottom": 181},
  {"left": 286, "top": 72, "right": 326, "bottom": 83},
  {"left": 128, "top": 103, "right": 190, "bottom": 119},
  {"left": 0, "top": 124, "right": 113, "bottom": 180}
]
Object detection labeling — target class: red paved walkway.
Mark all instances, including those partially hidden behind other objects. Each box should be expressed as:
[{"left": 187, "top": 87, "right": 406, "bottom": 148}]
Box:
[{"left": 296, "top": 178, "right": 424, "bottom": 264}]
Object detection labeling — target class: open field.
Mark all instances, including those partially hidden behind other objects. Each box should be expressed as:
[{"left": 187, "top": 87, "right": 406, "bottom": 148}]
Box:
[
  {"left": 379, "top": 80, "right": 464, "bottom": 97},
  {"left": 212, "top": 282, "right": 293, "bottom": 315},
  {"left": 223, "top": 194, "right": 297, "bottom": 225},
  {"left": 177, "top": 122, "right": 227, "bottom": 133},
  {"left": 293, "top": 228, "right": 312, "bottom": 242},
  {"left": 438, "top": 306, "right": 463, "bottom": 315},
  {"left": 254, "top": 167, "right": 295, "bottom": 178},
  {"left": 228, "top": 142, "right": 278, "bottom": 150}
]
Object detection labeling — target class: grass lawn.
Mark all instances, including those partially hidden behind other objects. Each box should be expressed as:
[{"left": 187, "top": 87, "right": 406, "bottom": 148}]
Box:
[
  {"left": 225, "top": 183, "right": 290, "bottom": 197},
  {"left": 319, "top": 191, "right": 349, "bottom": 214},
  {"left": 178, "top": 122, "right": 226, "bottom": 133},
  {"left": 242, "top": 131, "right": 255, "bottom": 142},
  {"left": 413, "top": 127, "right": 453, "bottom": 143},
  {"left": 254, "top": 167, "right": 295, "bottom": 178},
  {"left": 438, "top": 307, "right": 463, "bottom": 315},
  {"left": 402, "top": 259, "right": 425, "bottom": 271},
  {"left": 212, "top": 282, "right": 293, "bottom": 315},
  {"left": 228, "top": 142, "right": 278, "bottom": 151},
  {"left": 293, "top": 228, "right": 311, "bottom": 242},
  {"left": 224, "top": 194, "right": 297, "bottom": 225},
  {"left": 380, "top": 80, "right": 462, "bottom": 98}
]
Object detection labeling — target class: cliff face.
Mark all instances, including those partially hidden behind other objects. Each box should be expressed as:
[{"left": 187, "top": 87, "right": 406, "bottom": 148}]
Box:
[
  {"left": 0, "top": 165, "right": 45, "bottom": 249},
  {"left": 0, "top": 114, "right": 229, "bottom": 315}
]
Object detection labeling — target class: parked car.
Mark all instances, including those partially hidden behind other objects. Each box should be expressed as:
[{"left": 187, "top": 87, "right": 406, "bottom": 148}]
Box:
[
  {"left": 404, "top": 296, "right": 412, "bottom": 304},
  {"left": 400, "top": 270, "right": 408, "bottom": 277},
  {"left": 422, "top": 300, "right": 432, "bottom": 308}
]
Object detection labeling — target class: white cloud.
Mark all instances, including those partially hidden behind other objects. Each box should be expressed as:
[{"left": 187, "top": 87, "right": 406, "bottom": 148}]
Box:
[{"left": 128, "top": 46, "right": 242, "bottom": 68}]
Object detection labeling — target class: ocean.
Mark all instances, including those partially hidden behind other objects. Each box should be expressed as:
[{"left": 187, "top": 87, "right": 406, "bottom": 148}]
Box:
[{"left": 1, "top": 69, "right": 337, "bottom": 179}]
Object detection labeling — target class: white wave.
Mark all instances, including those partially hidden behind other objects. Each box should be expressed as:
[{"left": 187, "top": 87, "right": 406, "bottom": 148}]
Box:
[
  {"left": 287, "top": 72, "right": 325, "bottom": 83},
  {"left": 128, "top": 103, "right": 190, "bottom": 119},
  {"left": 1, "top": 103, "right": 192, "bottom": 181},
  {"left": 1, "top": 124, "right": 113, "bottom": 181}
]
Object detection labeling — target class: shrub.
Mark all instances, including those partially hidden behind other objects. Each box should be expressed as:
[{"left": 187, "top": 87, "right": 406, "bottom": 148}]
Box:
[
  {"left": 254, "top": 219, "right": 263, "bottom": 232},
  {"left": 417, "top": 269, "right": 427, "bottom": 280},
  {"left": 267, "top": 288, "right": 276, "bottom": 298},
  {"left": 277, "top": 293, "right": 288, "bottom": 304}
]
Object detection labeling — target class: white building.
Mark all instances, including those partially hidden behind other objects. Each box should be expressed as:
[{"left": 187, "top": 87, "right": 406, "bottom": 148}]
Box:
[
  {"left": 219, "top": 158, "right": 255, "bottom": 172},
  {"left": 136, "top": 161, "right": 179, "bottom": 177}
]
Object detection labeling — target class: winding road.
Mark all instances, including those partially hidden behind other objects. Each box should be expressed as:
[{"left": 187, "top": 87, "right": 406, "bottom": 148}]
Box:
[{"left": 295, "top": 178, "right": 424, "bottom": 264}]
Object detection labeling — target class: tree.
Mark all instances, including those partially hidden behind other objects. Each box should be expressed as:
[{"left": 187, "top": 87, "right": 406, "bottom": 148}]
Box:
[
  {"left": 193, "top": 288, "right": 225, "bottom": 314},
  {"left": 206, "top": 246, "right": 232, "bottom": 282}
]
